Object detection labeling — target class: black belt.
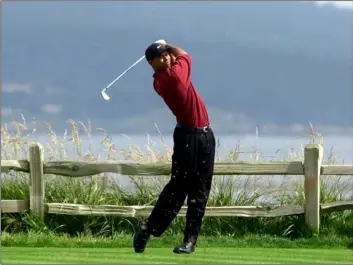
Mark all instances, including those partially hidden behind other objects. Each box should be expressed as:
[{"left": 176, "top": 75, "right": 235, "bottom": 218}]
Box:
[{"left": 176, "top": 123, "right": 211, "bottom": 133}]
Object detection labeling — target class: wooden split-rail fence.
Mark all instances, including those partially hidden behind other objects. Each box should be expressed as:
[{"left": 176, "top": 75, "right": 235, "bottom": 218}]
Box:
[{"left": 1, "top": 143, "right": 353, "bottom": 234}]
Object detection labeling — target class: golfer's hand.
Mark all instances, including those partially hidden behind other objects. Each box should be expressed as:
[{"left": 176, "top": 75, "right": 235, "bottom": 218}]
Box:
[{"left": 169, "top": 53, "right": 177, "bottom": 65}]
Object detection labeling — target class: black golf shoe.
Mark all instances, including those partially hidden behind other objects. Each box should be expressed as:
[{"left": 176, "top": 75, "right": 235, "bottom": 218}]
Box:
[
  {"left": 133, "top": 220, "right": 150, "bottom": 253},
  {"left": 173, "top": 241, "right": 195, "bottom": 254}
]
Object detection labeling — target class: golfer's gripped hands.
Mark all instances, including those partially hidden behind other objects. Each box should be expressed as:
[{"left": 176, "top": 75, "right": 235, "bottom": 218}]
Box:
[
  {"left": 169, "top": 52, "right": 177, "bottom": 65},
  {"left": 153, "top": 39, "right": 186, "bottom": 60}
]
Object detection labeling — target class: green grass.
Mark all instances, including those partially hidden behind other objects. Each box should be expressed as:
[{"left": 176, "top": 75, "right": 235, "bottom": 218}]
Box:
[
  {"left": 2, "top": 232, "right": 352, "bottom": 249},
  {"left": 1, "top": 117, "right": 353, "bottom": 242},
  {"left": 2, "top": 247, "right": 352, "bottom": 264},
  {"left": 3, "top": 232, "right": 352, "bottom": 264}
]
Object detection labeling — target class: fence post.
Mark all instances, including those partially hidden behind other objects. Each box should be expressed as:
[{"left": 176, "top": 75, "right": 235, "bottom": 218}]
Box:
[
  {"left": 29, "top": 142, "right": 45, "bottom": 220},
  {"left": 304, "top": 143, "right": 323, "bottom": 234}
]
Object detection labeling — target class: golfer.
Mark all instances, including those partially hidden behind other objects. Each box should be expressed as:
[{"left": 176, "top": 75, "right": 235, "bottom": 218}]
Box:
[{"left": 133, "top": 41, "right": 216, "bottom": 254}]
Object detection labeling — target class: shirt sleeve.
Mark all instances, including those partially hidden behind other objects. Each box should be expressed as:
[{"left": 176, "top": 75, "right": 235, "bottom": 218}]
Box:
[{"left": 166, "top": 53, "right": 192, "bottom": 87}]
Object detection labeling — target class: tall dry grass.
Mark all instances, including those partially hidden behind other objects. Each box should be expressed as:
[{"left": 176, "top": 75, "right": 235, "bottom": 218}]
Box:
[{"left": 1, "top": 116, "right": 352, "bottom": 239}]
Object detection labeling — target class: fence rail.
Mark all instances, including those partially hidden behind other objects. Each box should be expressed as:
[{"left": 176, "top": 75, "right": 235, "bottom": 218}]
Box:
[
  {"left": 1, "top": 143, "right": 353, "bottom": 234},
  {"left": 3, "top": 160, "right": 353, "bottom": 176},
  {"left": 3, "top": 200, "right": 352, "bottom": 218}
]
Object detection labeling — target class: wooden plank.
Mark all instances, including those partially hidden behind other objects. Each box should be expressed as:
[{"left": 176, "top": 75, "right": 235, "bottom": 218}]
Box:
[
  {"left": 321, "top": 201, "right": 353, "bottom": 214},
  {"left": 29, "top": 143, "right": 45, "bottom": 220},
  {"left": 1, "top": 160, "right": 29, "bottom": 173},
  {"left": 304, "top": 144, "right": 323, "bottom": 234},
  {"left": 46, "top": 203, "right": 305, "bottom": 217},
  {"left": 321, "top": 165, "right": 353, "bottom": 175},
  {"left": 46, "top": 203, "right": 136, "bottom": 217},
  {"left": 2, "top": 159, "right": 353, "bottom": 177},
  {"left": 214, "top": 161, "right": 304, "bottom": 175},
  {"left": 1, "top": 200, "right": 29, "bottom": 213},
  {"left": 42, "top": 161, "right": 304, "bottom": 177},
  {"left": 3, "top": 201, "right": 350, "bottom": 217},
  {"left": 43, "top": 161, "right": 170, "bottom": 177},
  {"left": 133, "top": 205, "right": 305, "bottom": 217}
]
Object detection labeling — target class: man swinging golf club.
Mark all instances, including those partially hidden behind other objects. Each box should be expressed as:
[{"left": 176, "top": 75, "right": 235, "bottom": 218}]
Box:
[{"left": 133, "top": 40, "right": 216, "bottom": 254}]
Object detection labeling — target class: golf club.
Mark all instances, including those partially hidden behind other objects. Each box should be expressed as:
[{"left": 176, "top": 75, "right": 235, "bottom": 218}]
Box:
[
  {"left": 101, "top": 55, "right": 146, "bottom": 101},
  {"left": 100, "top": 39, "right": 167, "bottom": 101}
]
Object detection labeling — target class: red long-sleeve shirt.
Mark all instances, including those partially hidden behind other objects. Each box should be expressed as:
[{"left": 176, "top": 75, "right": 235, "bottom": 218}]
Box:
[{"left": 153, "top": 54, "right": 209, "bottom": 128}]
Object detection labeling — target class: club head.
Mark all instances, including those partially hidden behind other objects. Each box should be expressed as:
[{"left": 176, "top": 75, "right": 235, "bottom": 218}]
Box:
[{"left": 101, "top": 88, "right": 110, "bottom": 101}]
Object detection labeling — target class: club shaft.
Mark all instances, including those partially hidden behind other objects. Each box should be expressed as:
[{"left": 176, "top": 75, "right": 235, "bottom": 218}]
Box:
[{"left": 106, "top": 55, "right": 146, "bottom": 89}]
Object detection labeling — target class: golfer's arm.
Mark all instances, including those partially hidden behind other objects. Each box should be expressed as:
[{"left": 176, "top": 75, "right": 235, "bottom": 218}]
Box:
[
  {"left": 166, "top": 44, "right": 187, "bottom": 57},
  {"left": 165, "top": 44, "right": 191, "bottom": 87}
]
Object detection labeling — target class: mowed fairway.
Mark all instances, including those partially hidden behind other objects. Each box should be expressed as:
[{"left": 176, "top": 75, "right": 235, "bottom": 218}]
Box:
[{"left": 2, "top": 247, "right": 352, "bottom": 264}]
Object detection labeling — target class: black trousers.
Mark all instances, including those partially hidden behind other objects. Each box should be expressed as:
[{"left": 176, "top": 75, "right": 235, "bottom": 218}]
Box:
[{"left": 146, "top": 125, "right": 216, "bottom": 243}]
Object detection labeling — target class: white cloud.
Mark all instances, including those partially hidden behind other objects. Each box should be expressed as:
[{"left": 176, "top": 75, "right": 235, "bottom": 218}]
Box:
[
  {"left": 1, "top": 107, "right": 23, "bottom": 117},
  {"left": 315, "top": 1, "right": 353, "bottom": 9},
  {"left": 41, "top": 104, "right": 62, "bottom": 114},
  {"left": 3, "top": 83, "right": 32, "bottom": 94}
]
